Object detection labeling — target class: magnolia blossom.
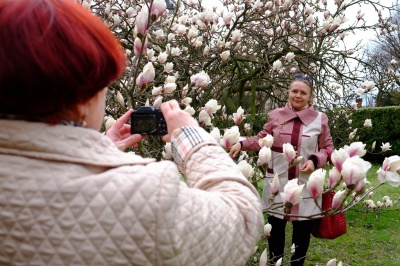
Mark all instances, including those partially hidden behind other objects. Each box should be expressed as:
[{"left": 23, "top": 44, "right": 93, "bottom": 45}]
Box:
[
  {"left": 157, "top": 52, "right": 168, "bottom": 64},
  {"left": 263, "top": 223, "right": 272, "bottom": 238},
  {"left": 134, "top": 37, "right": 148, "bottom": 56},
  {"left": 341, "top": 156, "right": 371, "bottom": 189},
  {"left": 105, "top": 117, "right": 116, "bottom": 131},
  {"left": 328, "top": 167, "right": 342, "bottom": 188},
  {"left": 223, "top": 126, "right": 240, "bottom": 149},
  {"left": 270, "top": 173, "right": 280, "bottom": 195},
  {"left": 331, "top": 148, "right": 349, "bottom": 172},
  {"left": 283, "top": 143, "right": 297, "bottom": 164},
  {"left": 153, "top": 96, "right": 163, "bottom": 108},
  {"left": 210, "top": 127, "right": 221, "bottom": 144},
  {"left": 163, "top": 142, "right": 172, "bottom": 160},
  {"left": 220, "top": 50, "right": 230, "bottom": 62},
  {"left": 307, "top": 169, "right": 326, "bottom": 199},
  {"left": 332, "top": 190, "right": 346, "bottom": 209},
  {"left": 381, "top": 142, "right": 391, "bottom": 152},
  {"left": 363, "top": 119, "right": 372, "bottom": 128},
  {"left": 344, "top": 141, "right": 366, "bottom": 157},
  {"left": 259, "top": 249, "right": 268, "bottom": 266},
  {"left": 116, "top": 91, "right": 124, "bottom": 107},
  {"left": 198, "top": 110, "right": 212, "bottom": 126},
  {"left": 204, "top": 99, "right": 221, "bottom": 115},
  {"left": 136, "top": 62, "right": 155, "bottom": 86},
  {"left": 291, "top": 243, "right": 296, "bottom": 254},
  {"left": 183, "top": 105, "right": 195, "bottom": 116},
  {"left": 377, "top": 155, "right": 400, "bottom": 187},
  {"left": 190, "top": 71, "right": 211, "bottom": 88},
  {"left": 135, "top": 8, "right": 148, "bottom": 37},
  {"left": 285, "top": 52, "right": 295, "bottom": 62},
  {"left": 272, "top": 60, "right": 282, "bottom": 72},
  {"left": 232, "top": 106, "right": 245, "bottom": 125},
  {"left": 164, "top": 62, "right": 174, "bottom": 73},
  {"left": 257, "top": 147, "right": 272, "bottom": 166},
  {"left": 163, "top": 82, "right": 177, "bottom": 95},
  {"left": 237, "top": 160, "right": 255, "bottom": 179},
  {"left": 281, "top": 178, "right": 305, "bottom": 207},
  {"left": 231, "top": 29, "right": 241, "bottom": 42},
  {"left": 181, "top": 97, "right": 192, "bottom": 106},
  {"left": 258, "top": 134, "right": 274, "bottom": 148},
  {"left": 244, "top": 123, "right": 250, "bottom": 133},
  {"left": 150, "top": 0, "right": 166, "bottom": 20}
]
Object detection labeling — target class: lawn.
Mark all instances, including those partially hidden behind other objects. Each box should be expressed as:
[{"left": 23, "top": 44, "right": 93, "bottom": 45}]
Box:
[{"left": 247, "top": 164, "right": 400, "bottom": 266}]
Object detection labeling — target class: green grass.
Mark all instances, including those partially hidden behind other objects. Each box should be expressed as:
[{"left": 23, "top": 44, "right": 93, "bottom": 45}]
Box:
[{"left": 247, "top": 164, "right": 400, "bottom": 266}]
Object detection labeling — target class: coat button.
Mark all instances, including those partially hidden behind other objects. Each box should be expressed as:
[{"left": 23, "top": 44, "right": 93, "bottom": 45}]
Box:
[{"left": 294, "top": 129, "right": 299, "bottom": 133}]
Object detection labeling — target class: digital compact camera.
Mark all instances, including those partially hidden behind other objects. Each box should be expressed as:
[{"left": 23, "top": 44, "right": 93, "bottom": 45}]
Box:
[{"left": 130, "top": 106, "right": 168, "bottom": 135}]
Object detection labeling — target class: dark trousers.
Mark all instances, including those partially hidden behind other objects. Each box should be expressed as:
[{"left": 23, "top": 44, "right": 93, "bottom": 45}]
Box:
[{"left": 267, "top": 215, "right": 313, "bottom": 266}]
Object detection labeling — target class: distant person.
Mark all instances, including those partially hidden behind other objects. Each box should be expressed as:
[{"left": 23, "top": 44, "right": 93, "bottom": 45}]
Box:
[
  {"left": 0, "top": 0, "right": 264, "bottom": 265},
  {"left": 229, "top": 74, "right": 334, "bottom": 265}
]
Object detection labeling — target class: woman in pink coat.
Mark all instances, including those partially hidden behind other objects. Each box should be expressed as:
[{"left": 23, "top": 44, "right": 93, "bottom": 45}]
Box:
[{"left": 230, "top": 75, "right": 334, "bottom": 266}]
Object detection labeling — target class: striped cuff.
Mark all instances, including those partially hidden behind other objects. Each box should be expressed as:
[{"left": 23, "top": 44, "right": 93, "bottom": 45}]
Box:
[{"left": 171, "top": 126, "right": 217, "bottom": 171}]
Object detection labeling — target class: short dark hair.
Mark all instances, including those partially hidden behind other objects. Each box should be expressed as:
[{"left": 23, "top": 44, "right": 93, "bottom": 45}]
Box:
[{"left": 0, "top": 0, "right": 126, "bottom": 123}]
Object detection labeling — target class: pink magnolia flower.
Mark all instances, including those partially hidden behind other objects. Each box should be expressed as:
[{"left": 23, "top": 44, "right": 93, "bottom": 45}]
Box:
[
  {"left": 341, "top": 156, "right": 371, "bottom": 189},
  {"left": 232, "top": 106, "right": 245, "bottom": 125},
  {"left": 257, "top": 147, "right": 272, "bottom": 166},
  {"left": 332, "top": 190, "right": 346, "bottom": 209},
  {"left": 363, "top": 119, "right": 372, "bottom": 128},
  {"left": 306, "top": 169, "right": 326, "bottom": 199},
  {"left": 331, "top": 148, "right": 349, "bottom": 172},
  {"left": 150, "top": 0, "right": 166, "bottom": 21},
  {"left": 190, "top": 71, "right": 211, "bottom": 88},
  {"left": 264, "top": 223, "right": 272, "bottom": 238},
  {"left": 134, "top": 37, "right": 148, "bottom": 56},
  {"left": 270, "top": 173, "right": 280, "bottom": 195},
  {"left": 237, "top": 160, "right": 255, "bottom": 179},
  {"left": 209, "top": 127, "right": 221, "bottom": 144},
  {"left": 381, "top": 142, "right": 392, "bottom": 152},
  {"left": 205, "top": 99, "right": 221, "bottom": 115},
  {"left": 198, "top": 110, "right": 211, "bottom": 126},
  {"left": 281, "top": 178, "right": 305, "bottom": 207},
  {"left": 136, "top": 62, "right": 155, "bottom": 86},
  {"left": 163, "top": 142, "right": 172, "bottom": 160},
  {"left": 283, "top": 143, "right": 297, "bottom": 164},
  {"left": 259, "top": 249, "right": 268, "bottom": 266},
  {"left": 328, "top": 167, "right": 342, "bottom": 188},
  {"left": 258, "top": 134, "right": 274, "bottom": 148},
  {"left": 344, "top": 141, "right": 366, "bottom": 157},
  {"left": 223, "top": 126, "right": 240, "bottom": 149},
  {"left": 377, "top": 155, "right": 400, "bottom": 187},
  {"left": 135, "top": 8, "right": 148, "bottom": 38}
]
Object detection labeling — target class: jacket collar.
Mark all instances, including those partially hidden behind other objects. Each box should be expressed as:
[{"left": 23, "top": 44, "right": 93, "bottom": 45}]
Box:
[
  {"left": 0, "top": 119, "right": 155, "bottom": 167},
  {"left": 279, "top": 103, "right": 318, "bottom": 126}
]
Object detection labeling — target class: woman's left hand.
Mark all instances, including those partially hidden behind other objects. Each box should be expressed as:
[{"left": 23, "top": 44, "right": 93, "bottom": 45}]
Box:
[
  {"left": 300, "top": 160, "right": 315, "bottom": 173},
  {"left": 106, "top": 109, "right": 146, "bottom": 151}
]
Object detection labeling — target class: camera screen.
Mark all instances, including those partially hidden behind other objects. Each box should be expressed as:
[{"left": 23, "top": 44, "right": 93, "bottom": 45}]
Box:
[{"left": 131, "top": 113, "right": 157, "bottom": 134}]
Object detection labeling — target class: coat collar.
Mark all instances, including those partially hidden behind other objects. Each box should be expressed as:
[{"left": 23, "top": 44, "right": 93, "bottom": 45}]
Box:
[
  {"left": 278, "top": 103, "right": 319, "bottom": 126},
  {"left": 0, "top": 119, "right": 155, "bottom": 167}
]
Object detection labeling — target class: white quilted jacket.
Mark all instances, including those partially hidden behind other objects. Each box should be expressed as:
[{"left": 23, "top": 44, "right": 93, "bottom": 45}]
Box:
[{"left": 0, "top": 120, "right": 264, "bottom": 266}]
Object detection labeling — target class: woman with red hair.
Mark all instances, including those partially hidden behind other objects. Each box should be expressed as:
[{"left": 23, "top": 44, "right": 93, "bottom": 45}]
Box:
[{"left": 0, "top": 0, "right": 263, "bottom": 265}]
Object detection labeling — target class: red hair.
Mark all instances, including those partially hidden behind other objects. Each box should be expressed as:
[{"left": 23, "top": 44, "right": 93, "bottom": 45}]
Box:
[{"left": 0, "top": 0, "right": 126, "bottom": 122}]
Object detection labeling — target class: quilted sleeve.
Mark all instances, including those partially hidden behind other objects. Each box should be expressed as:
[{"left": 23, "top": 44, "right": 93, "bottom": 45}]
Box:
[{"left": 155, "top": 127, "right": 264, "bottom": 265}]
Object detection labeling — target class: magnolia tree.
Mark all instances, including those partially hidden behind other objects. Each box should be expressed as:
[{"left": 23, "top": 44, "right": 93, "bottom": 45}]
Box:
[{"left": 77, "top": 0, "right": 399, "bottom": 264}]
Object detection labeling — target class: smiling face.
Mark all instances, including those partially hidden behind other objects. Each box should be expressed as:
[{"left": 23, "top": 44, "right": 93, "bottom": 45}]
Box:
[{"left": 288, "top": 81, "right": 312, "bottom": 110}]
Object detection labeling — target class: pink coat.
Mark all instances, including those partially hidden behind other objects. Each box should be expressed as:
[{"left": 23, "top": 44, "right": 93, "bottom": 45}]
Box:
[{"left": 241, "top": 103, "right": 334, "bottom": 220}]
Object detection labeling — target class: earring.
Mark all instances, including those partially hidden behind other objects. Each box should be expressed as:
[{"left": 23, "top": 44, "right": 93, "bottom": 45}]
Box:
[{"left": 81, "top": 113, "right": 87, "bottom": 127}]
